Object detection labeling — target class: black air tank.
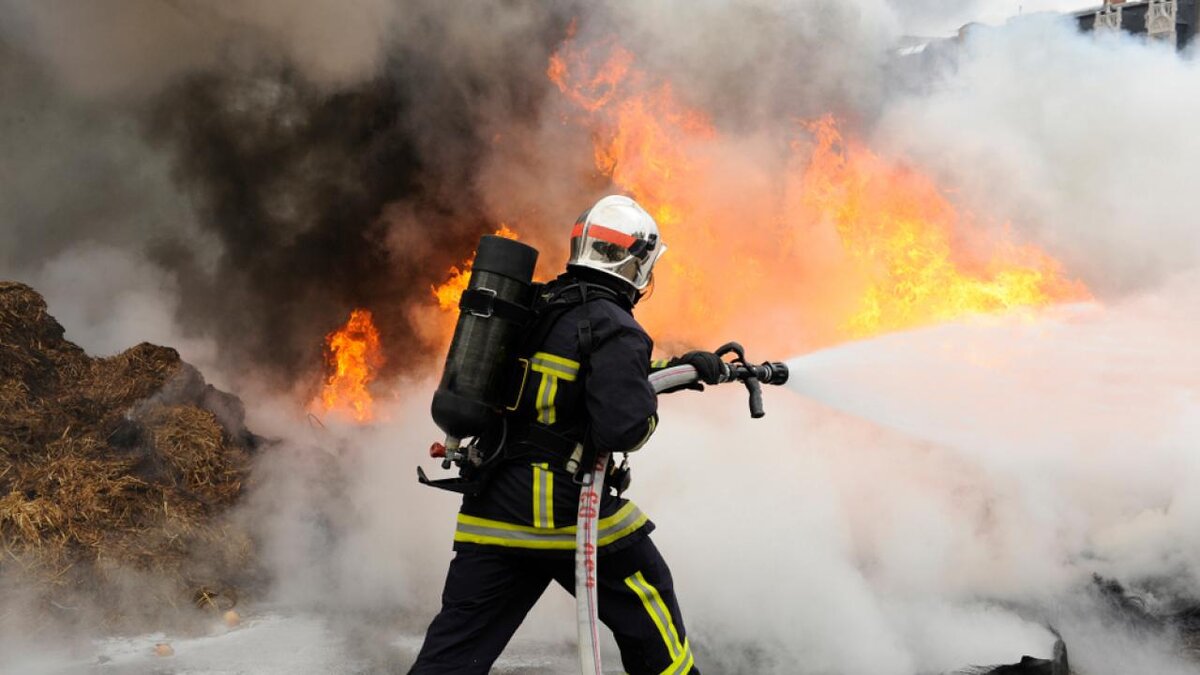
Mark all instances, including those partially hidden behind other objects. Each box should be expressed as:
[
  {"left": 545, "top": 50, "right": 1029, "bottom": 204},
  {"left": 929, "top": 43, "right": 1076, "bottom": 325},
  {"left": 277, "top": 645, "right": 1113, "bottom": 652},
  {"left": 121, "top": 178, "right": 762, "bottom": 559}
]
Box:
[{"left": 431, "top": 235, "right": 538, "bottom": 441}]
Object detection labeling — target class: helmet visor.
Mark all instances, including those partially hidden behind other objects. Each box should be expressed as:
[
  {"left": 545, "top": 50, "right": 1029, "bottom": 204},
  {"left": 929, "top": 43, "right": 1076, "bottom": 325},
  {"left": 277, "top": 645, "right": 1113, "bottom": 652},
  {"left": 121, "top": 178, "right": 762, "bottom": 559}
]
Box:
[{"left": 570, "top": 225, "right": 665, "bottom": 290}]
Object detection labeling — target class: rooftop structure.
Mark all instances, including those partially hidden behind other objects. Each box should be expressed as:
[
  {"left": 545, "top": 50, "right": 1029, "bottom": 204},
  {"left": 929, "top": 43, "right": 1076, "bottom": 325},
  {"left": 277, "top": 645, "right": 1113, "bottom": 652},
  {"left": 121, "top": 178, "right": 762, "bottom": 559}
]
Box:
[{"left": 1075, "top": 0, "right": 1200, "bottom": 48}]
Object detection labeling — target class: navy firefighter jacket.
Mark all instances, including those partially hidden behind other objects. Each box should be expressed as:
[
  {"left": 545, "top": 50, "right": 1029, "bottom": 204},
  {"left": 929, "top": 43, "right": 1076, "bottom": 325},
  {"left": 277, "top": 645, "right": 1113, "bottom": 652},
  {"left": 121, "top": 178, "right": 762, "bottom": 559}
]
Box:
[{"left": 455, "top": 274, "right": 659, "bottom": 557}]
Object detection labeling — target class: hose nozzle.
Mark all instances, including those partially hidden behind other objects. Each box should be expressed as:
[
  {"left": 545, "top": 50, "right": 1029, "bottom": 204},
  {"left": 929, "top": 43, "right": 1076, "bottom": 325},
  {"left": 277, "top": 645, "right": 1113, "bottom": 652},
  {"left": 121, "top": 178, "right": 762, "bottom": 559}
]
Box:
[{"left": 759, "top": 362, "right": 789, "bottom": 386}]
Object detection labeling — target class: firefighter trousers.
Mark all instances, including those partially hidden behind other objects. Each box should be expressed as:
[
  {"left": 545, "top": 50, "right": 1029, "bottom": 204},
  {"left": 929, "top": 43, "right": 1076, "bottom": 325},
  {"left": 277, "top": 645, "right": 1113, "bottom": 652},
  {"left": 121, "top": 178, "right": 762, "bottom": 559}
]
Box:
[{"left": 408, "top": 536, "right": 697, "bottom": 675}]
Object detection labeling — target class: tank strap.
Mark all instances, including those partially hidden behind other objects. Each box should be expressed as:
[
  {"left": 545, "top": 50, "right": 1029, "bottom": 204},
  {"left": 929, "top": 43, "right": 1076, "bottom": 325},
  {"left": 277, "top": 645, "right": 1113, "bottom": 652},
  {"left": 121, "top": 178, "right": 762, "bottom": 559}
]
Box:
[
  {"left": 460, "top": 287, "right": 532, "bottom": 323},
  {"left": 502, "top": 278, "right": 622, "bottom": 473},
  {"left": 572, "top": 287, "right": 598, "bottom": 483}
]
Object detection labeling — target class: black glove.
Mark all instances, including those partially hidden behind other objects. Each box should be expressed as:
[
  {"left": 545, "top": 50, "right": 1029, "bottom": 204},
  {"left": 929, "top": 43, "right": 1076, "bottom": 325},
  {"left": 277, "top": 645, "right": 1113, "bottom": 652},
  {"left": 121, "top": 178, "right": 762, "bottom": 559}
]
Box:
[{"left": 670, "top": 350, "right": 727, "bottom": 385}]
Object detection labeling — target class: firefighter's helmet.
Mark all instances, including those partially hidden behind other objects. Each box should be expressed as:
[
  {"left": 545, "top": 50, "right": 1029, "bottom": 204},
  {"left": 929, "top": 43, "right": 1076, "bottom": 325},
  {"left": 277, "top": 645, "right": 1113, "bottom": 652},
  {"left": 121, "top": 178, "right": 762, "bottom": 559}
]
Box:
[{"left": 567, "top": 195, "right": 666, "bottom": 291}]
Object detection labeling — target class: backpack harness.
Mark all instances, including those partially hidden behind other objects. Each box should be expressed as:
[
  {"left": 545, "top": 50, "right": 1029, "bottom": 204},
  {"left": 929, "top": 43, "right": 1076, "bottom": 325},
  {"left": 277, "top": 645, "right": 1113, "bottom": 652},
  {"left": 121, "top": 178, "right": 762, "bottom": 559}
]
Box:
[{"left": 418, "top": 277, "right": 631, "bottom": 496}]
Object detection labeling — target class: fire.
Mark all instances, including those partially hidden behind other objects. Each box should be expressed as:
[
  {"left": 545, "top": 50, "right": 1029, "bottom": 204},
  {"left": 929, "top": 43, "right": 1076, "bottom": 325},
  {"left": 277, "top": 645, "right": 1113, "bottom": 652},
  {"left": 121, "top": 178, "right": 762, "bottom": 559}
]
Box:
[
  {"left": 800, "top": 117, "right": 1089, "bottom": 336},
  {"left": 432, "top": 225, "right": 520, "bottom": 310},
  {"left": 547, "top": 37, "right": 634, "bottom": 114},
  {"left": 544, "top": 34, "right": 1089, "bottom": 350},
  {"left": 317, "top": 308, "right": 384, "bottom": 423},
  {"left": 549, "top": 40, "right": 713, "bottom": 231}
]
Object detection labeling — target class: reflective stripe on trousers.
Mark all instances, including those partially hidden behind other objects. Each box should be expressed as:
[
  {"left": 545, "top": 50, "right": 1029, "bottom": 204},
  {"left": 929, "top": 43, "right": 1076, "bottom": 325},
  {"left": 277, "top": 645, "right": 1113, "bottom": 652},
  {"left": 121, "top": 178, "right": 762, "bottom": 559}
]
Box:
[
  {"left": 625, "top": 571, "right": 694, "bottom": 674},
  {"left": 454, "top": 502, "right": 648, "bottom": 550}
]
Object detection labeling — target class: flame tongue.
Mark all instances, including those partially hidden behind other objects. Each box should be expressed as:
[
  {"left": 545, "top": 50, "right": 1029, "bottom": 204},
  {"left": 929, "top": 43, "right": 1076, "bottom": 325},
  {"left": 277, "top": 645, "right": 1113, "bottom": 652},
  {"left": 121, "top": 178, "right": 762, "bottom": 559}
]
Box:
[
  {"left": 545, "top": 36, "right": 1089, "bottom": 347},
  {"left": 318, "top": 308, "right": 384, "bottom": 423},
  {"left": 432, "top": 225, "right": 520, "bottom": 310},
  {"left": 801, "top": 117, "right": 1090, "bottom": 336}
]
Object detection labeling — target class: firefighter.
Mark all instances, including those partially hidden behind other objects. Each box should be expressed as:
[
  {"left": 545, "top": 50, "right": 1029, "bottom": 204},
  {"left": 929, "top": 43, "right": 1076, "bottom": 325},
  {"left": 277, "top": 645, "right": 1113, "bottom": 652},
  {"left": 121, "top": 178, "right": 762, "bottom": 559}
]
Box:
[{"left": 410, "top": 195, "right": 721, "bottom": 675}]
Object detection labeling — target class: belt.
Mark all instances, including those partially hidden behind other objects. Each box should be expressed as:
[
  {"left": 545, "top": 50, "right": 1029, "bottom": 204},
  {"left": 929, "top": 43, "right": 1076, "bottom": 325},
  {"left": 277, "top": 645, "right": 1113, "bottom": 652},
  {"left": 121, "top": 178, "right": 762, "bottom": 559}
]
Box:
[{"left": 505, "top": 421, "right": 580, "bottom": 459}]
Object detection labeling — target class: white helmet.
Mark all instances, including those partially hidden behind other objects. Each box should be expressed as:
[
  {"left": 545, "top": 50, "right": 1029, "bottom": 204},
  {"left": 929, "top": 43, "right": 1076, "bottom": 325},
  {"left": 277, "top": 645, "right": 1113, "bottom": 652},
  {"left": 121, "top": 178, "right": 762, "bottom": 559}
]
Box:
[{"left": 567, "top": 195, "right": 666, "bottom": 291}]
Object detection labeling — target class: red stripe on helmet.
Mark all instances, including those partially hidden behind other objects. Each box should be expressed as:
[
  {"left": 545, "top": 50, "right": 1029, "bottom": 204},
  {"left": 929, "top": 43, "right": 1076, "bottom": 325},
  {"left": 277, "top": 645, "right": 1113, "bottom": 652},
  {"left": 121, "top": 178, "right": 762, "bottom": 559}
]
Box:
[{"left": 571, "top": 223, "right": 638, "bottom": 249}]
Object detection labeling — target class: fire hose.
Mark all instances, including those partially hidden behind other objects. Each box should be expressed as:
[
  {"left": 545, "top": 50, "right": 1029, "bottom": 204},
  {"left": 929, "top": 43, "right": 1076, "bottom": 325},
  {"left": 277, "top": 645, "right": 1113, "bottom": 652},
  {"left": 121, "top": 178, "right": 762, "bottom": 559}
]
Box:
[{"left": 576, "top": 342, "right": 787, "bottom": 675}]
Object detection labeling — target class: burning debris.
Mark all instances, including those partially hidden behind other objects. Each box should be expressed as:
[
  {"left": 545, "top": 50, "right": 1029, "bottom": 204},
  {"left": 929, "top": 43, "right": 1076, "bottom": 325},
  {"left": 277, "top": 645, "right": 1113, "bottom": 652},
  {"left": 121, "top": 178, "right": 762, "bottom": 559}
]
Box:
[{"left": 0, "top": 282, "right": 258, "bottom": 630}]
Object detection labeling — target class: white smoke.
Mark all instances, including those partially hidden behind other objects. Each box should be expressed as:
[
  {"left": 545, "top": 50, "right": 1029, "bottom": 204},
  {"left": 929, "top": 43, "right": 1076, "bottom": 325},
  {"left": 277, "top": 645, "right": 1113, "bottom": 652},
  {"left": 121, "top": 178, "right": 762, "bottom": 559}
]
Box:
[
  {"left": 896, "top": 0, "right": 1092, "bottom": 35},
  {"left": 4, "top": 2, "right": 1200, "bottom": 674},
  {"left": 876, "top": 15, "right": 1200, "bottom": 295}
]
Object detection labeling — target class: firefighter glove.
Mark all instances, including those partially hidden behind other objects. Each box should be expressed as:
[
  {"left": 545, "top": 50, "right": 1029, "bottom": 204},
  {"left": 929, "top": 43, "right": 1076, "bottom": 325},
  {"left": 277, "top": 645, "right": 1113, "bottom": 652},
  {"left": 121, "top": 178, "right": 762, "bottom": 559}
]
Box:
[{"left": 671, "top": 350, "right": 726, "bottom": 385}]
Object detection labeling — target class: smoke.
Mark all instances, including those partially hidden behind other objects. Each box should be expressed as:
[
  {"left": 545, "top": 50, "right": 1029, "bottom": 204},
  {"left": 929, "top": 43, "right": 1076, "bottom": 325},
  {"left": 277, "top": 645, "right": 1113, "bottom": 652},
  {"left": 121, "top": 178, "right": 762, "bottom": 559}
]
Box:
[
  {"left": 894, "top": 1, "right": 1091, "bottom": 35},
  {"left": 875, "top": 16, "right": 1200, "bottom": 296},
  {"left": 3, "top": 1, "right": 1200, "bottom": 674},
  {"left": 0, "top": 0, "right": 398, "bottom": 99},
  {"left": 0, "top": 0, "right": 581, "bottom": 387},
  {"left": 596, "top": 0, "right": 899, "bottom": 124}
]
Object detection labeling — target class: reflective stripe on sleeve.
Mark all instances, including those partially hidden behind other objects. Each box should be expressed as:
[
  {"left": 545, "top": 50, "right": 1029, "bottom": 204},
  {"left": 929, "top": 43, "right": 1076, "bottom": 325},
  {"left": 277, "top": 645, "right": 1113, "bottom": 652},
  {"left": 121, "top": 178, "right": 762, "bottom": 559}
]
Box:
[
  {"left": 627, "top": 415, "right": 657, "bottom": 453},
  {"left": 454, "top": 502, "right": 648, "bottom": 550}
]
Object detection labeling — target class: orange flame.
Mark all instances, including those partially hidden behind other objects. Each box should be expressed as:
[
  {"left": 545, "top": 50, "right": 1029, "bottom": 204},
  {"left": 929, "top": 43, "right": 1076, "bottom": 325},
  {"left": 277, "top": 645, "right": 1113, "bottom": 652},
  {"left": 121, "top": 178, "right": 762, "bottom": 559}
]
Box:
[
  {"left": 318, "top": 308, "right": 384, "bottom": 423},
  {"left": 548, "top": 39, "right": 634, "bottom": 114},
  {"left": 801, "top": 117, "right": 1089, "bottom": 336},
  {"left": 432, "top": 225, "right": 520, "bottom": 310},
  {"left": 546, "top": 35, "right": 1088, "bottom": 351}
]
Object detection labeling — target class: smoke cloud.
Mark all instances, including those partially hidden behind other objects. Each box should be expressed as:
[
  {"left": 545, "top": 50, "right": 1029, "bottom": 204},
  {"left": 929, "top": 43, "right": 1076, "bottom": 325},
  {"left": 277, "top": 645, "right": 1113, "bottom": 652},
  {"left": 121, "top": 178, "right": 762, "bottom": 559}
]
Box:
[
  {"left": 876, "top": 16, "right": 1200, "bottom": 296},
  {"left": 0, "top": 0, "right": 581, "bottom": 388},
  {"left": 3, "top": 1, "right": 1200, "bottom": 674}
]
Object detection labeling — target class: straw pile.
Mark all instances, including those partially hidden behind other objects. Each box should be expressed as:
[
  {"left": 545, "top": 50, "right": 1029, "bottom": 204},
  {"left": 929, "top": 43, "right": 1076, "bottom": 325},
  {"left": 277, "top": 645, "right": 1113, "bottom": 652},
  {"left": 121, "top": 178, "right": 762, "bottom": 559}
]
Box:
[{"left": 0, "top": 282, "right": 257, "bottom": 628}]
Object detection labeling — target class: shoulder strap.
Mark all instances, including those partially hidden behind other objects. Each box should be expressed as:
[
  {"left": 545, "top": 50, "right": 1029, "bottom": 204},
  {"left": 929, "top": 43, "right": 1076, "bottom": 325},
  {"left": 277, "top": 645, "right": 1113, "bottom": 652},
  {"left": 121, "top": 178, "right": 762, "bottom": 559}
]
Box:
[
  {"left": 576, "top": 280, "right": 596, "bottom": 360},
  {"left": 519, "top": 279, "right": 620, "bottom": 356}
]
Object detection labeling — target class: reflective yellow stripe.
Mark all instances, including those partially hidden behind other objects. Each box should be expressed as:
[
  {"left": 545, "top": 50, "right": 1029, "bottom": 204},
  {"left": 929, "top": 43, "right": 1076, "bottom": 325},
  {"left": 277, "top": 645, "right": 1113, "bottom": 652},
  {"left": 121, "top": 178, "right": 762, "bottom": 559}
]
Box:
[
  {"left": 453, "top": 531, "right": 571, "bottom": 549},
  {"left": 547, "top": 376, "right": 559, "bottom": 424},
  {"left": 598, "top": 509, "right": 649, "bottom": 546},
  {"left": 535, "top": 374, "right": 554, "bottom": 424},
  {"left": 629, "top": 415, "right": 656, "bottom": 452},
  {"left": 454, "top": 503, "right": 647, "bottom": 550},
  {"left": 625, "top": 571, "right": 686, "bottom": 665},
  {"left": 530, "top": 352, "right": 577, "bottom": 424},
  {"left": 459, "top": 502, "right": 636, "bottom": 533},
  {"left": 532, "top": 463, "right": 554, "bottom": 528},
  {"left": 660, "top": 639, "right": 693, "bottom": 675},
  {"left": 651, "top": 358, "right": 671, "bottom": 369},
  {"left": 531, "top": 352, "right": 579, "bottom": 381},
  {"left": 544, "top": 465, "right": 554, "bottom": 528},
  {"left": 532, "top": 463, "right": 542, "bottom": 527}
]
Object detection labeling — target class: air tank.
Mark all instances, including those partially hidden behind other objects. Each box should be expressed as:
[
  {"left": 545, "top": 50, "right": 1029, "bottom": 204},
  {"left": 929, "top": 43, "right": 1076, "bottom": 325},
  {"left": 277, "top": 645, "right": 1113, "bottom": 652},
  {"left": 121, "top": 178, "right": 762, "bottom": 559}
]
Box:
[{"left": 431, "top": 235, "right": 538, "bottom": 457}]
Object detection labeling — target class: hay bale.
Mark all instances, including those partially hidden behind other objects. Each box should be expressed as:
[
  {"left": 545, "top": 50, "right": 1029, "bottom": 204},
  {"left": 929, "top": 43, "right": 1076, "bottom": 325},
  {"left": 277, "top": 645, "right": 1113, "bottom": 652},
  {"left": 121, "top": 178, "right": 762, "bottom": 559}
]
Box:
[{"left": 0, "top": 282, "right": 258, "bottom": 630}]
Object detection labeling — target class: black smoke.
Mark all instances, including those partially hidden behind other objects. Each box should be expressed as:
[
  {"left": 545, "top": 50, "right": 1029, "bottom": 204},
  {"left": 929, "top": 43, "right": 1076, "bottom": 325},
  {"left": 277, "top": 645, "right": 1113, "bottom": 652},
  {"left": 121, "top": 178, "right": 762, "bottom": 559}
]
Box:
[
  {"left": 145, "top": 15, "right": 580, "bottom": 386},
  {"left": 0, "top": 2, "right": 583, "bottom": 388}
]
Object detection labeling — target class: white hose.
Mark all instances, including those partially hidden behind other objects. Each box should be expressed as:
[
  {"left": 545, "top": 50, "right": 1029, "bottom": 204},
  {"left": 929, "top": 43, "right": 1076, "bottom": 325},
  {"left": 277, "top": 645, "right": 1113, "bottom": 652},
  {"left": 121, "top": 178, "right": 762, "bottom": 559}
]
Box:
[
  {"left": 648, "top": 364, "right": 699, "bottom": 394},
  {"left": 575, "top": 449, "right": 608, "bottom": 675},
  {"left": 576, "top": 364, "right": 701, "bottom": 674}
]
